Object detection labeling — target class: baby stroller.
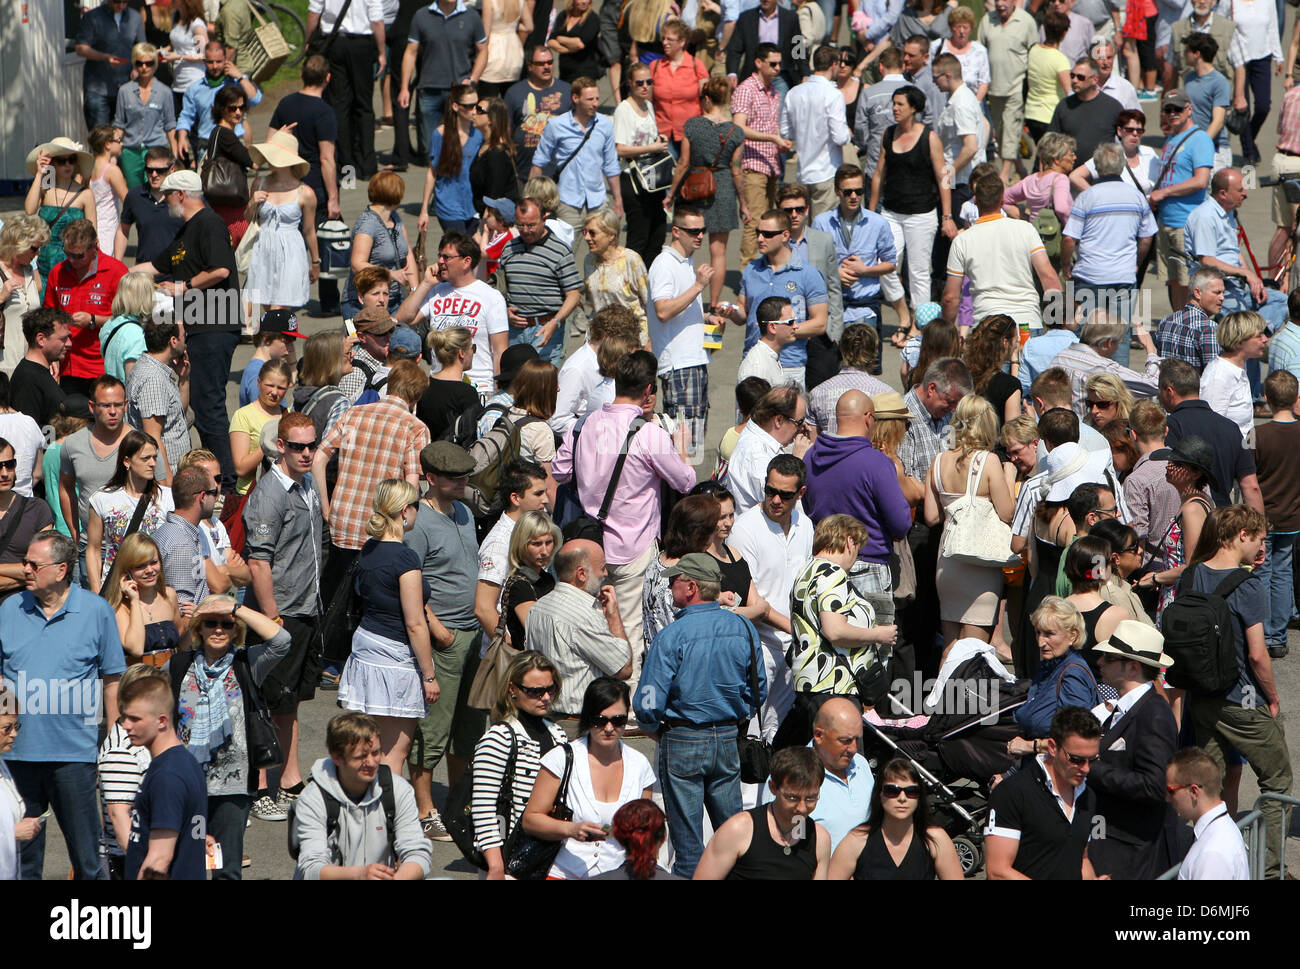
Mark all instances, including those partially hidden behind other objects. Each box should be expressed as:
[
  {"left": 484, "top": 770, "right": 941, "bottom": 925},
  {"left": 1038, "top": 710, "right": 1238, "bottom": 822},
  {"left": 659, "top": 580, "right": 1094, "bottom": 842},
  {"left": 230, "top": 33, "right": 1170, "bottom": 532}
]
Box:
[{"left": 861, "top": 646, "right": 1032, "bottom": 876}]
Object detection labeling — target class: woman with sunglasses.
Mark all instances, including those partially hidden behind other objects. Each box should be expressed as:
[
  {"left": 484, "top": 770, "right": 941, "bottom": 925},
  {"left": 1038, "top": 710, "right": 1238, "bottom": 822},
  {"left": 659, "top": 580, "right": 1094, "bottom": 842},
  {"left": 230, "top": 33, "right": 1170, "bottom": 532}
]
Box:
[
  {"left": 1088, "top": 518, "right": 1155, "bottom": 627},
  {"left": 828, "top": 757, "right": 962, "bottom": 879},
  {"left": 833, "top": 49, "right": 861, "bottom": 131},
  {"left": 0, "top": 216, "right": 49, "bottom": 375},
  {"left": 111, "top": 43, "right": 180, "bottom": 188},
  {"left": 103, "top": 532, "right": 183, "bottom": 665},
  {"left": 23, "top": 140, "right": 97, "bottom": 283},
  {"left": 469, "top": 97, "right": 519, "bottom": 218},
  {"left": 548, "top": 0, "right": 601, "bottom": 84},
  {"left": 202, "top": 85, "right": 255, "bottom": 242},
  {"left": 86, "top": 429, "right": 173, "bottom": 593},
  {"left": 582, "top": 210, "right": 649, "bottom": 336},
  {"left": 472, "top": 651, "right": 568, "bottom": 880},
  {"left": 1069, "top": 109, "right": 1160, "bottom": 194},
  {"left": 420, "top": 82, "right": 482, "bottom": 235},
  {"left": 616, "top": 61, "right": 671, "bottom": 266},
  {"left": 170, "top": 594, "right": 292, "bottom": 879},
  {"left": 521, "top": 677, "right": 655, "bottom": 879},
  {"left": 1082, "top": 372, "right": 1134, "bottom": 434}
]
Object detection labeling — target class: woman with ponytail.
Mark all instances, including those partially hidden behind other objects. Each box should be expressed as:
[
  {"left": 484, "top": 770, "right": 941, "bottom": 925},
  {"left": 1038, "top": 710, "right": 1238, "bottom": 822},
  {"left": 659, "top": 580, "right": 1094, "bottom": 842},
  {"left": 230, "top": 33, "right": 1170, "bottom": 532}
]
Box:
[
  {"left": 415, "top": 326, "right": 481, "bottom": 446},
  {"left": 1063, "top": 534, "right": 1132, "bottom": 701},
  {"left": 591, "top": 799, "right": 681, "bottom": 880}
]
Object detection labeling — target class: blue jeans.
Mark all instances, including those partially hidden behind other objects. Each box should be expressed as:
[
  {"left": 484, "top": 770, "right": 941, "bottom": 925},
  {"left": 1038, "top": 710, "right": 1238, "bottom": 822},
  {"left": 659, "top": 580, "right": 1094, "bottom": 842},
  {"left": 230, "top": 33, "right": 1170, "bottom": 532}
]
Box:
[
  {"left": 83, "top": 89, "right": 115, "bottom": 133},
  {"left": 8, "top": 760, "right": 106, "bottom": 880},
  {"left": 508, "top": 317, "right": 566, "bottom": 366},
  {"left": 658, "top": 724, "right": 742, "bottom": 878},
  {"left": 417, "top": 88, "right": 450, "bottom": 161},
  {"left": 187, "top": 330, "right": 240, "bottom": 491},
  {"left": 1262, "top": 532, "right": 1297, "bottom": 649},
  {"left": 207, "top": 793, "right": 251, "bottom": 880}
]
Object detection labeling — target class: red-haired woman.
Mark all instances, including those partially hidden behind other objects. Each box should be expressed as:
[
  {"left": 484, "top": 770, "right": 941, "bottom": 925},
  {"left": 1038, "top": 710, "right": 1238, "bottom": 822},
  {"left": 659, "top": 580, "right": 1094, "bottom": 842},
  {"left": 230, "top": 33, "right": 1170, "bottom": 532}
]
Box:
[{"left": 589, "top": 799, "right": 682, "bottom": 880}]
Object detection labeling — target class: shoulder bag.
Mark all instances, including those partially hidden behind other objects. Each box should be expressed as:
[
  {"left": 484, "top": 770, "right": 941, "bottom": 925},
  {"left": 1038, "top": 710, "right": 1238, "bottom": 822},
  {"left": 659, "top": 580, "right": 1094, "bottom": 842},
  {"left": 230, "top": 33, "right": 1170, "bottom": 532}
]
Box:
[
  {"left": 123, "top": 490, "right": 153, "bottom": 540},
  {"left": 444, "top": 725, "right": 517, "bottom": 869},
  {"left": 1137, "top": 132, "right": 1193, "bottom": 284},
  {"left": 938, "top": 451, "right": 1018, "bottom": 567},
  {"left": 553, "top": 121, "right": 598, "bottom": 181},
  {"left": 201, "top": 127, "right": 249, "bottom": 208},
  {"left": 466, "top": 571, "right": 523, "bottom": 710},
  {"left": 503, "top": 742, "right": 574, "bottom": 880},
  {"left": 680, "top": 123, "right": 738, "bottom": 203},
  {"left": 560, "top": 415, "right": 648, "bottom": 545},
  {"left": 737, "top": 626, "right": 772, "bottom": 784},
  {"left": 306, "top": 0, "right": 354, "bottom": 56}
]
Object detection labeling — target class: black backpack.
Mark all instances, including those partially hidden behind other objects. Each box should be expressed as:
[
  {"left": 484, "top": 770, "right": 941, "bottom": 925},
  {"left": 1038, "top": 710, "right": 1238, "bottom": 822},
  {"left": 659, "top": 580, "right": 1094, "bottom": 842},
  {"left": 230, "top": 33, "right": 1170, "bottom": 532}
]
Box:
[
  {"left": 1160, "top": 567, "right": 1251, "bottom": 695},
  {"left": 287, "top": 764, "right": 398, "bottom": 863}
]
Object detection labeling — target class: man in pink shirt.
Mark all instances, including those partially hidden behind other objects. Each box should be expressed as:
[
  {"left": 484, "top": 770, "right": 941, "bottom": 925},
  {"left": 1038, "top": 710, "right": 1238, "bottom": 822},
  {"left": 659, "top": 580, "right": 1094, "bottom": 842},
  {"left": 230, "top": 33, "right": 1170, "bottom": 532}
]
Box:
[{"left": 552, "top": 350, "right": 696, "bottom": 685}]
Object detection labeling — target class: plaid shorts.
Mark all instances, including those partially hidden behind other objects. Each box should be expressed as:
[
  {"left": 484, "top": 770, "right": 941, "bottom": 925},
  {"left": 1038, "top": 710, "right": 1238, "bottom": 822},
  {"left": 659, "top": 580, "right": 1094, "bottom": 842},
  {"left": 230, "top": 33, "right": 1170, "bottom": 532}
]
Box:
[{"left": 661, "top": 364, "right": 710, "bottom": 422}]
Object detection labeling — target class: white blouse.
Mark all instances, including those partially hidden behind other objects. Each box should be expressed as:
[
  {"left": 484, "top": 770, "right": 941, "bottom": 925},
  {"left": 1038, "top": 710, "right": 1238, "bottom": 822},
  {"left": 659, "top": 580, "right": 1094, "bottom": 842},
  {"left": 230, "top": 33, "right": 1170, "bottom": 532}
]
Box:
[{"left": 1199, "top": 355, "right": 1254, "bottom": 445}]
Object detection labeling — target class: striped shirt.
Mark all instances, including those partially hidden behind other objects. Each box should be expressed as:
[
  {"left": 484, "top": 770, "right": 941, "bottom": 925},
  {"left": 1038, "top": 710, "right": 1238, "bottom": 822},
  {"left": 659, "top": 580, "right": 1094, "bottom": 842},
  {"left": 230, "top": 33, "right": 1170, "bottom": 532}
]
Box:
[
  {"left": 471, "top": 718, "right": 569, "bottom": 852},
  {"left": 318, "top": 398, "right": 429, "bottom": 551},
  {"left": 525, "top": 583, "right": 631, "bottom": 716},
  {"left": 98, "top": 722, "right": 151, "bottom": 858},
  {"left": 731, "top": 74, "right": 782, "bottom": 177},
  {"left": 126, "top": 352, "right": 191, "bottom": 480},
  {"left": 1012, "top": 469, "right": 1050, "bottom": 539},
  {"left": 898, "top": 387, "right": 951, "bottom": 484},
  {"left": 153, "top": 512, "right": 209, "bottom": 606},
  {"left": 498, "top": 231, "right": 582, "bottom": 317}
]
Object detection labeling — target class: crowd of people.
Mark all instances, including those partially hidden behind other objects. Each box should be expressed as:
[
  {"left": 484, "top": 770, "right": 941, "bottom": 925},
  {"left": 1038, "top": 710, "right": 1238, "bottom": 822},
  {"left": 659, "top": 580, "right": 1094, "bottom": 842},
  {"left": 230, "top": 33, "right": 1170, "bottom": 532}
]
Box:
[{"left": 0, "top": 0, "right": 1297, "bottom": 884}]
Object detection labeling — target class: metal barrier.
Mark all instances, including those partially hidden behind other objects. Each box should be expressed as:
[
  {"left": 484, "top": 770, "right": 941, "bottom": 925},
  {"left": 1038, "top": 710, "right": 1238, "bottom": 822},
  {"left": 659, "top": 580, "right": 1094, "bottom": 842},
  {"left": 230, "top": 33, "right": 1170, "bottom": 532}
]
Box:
[{"left": 1157, "top": 792, "right": 1300, "bottom": 880}]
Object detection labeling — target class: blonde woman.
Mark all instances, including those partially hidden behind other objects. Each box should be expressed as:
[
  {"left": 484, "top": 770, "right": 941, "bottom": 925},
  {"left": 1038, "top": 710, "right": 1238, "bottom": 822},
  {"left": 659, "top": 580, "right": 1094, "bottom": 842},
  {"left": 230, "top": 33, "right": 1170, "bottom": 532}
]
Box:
[
  {"left": 337, "top": 479, "right": 438, "bottom": 773},
  {"left": 113, "top": 45, "right": 179, "bottom": 187},
  {"left": 548, "top": 0, "right": 601, "bottom": 84},
  {"left": 416, "top": 327, "right": 481, "bottom": 445},
  {"left": 100, "top": 270, "right": 155, "bottom": 382},
  {"left": 0, "top": 215, "right": 48, "bottom": 375},
  {"left": 1006, "top": 596, "right": 1100, "bottom": 744},
  {"left": 102, "top": 532, "right": 182, "bottom": 664},
  {"left": 1083, "top": 372, "right": 1135, "bottom": 432},
  {"left": 478, "top": 0, "right": 531, "bottom": 98},
  {"left": 923, "top": 394, "right": 1014, "bottom": 651},
  {"left": 500, "top": 510, "right": 562, "bottom": 648},
  {"left": 1200, "top": 311, "right": 1269, "bottom": 445},
  {"left": 582, "top": 210, "right": 648, "bottom": 334}
]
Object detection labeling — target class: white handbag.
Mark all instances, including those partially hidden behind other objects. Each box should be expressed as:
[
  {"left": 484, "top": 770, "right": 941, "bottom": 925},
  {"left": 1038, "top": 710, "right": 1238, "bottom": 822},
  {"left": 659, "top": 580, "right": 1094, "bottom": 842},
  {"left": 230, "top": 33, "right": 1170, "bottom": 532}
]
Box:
[{"left": 938, "top": 451, "right": 1018, "bottom": 568}]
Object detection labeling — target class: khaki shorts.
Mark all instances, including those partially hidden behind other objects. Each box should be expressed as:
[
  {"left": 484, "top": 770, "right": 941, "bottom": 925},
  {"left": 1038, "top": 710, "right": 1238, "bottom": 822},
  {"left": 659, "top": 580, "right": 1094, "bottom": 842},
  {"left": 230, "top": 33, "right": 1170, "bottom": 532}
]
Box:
[
  {"left": 1272, "top": 152, "right": 1300, "bottom": 227},
  {"left": 988, "top": 89, "right": 1026, "bottom": 162},
  {"left": 1156, "top": 224, "right": 1190, "bottom": 287}
]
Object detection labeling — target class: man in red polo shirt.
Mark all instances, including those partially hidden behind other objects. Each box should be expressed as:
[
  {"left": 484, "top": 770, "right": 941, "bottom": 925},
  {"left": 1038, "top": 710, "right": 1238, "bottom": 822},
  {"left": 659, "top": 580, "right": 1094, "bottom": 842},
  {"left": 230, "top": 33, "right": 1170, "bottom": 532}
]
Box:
[{"left": 42, "top": 218, "right": 128, "bottom": 395}]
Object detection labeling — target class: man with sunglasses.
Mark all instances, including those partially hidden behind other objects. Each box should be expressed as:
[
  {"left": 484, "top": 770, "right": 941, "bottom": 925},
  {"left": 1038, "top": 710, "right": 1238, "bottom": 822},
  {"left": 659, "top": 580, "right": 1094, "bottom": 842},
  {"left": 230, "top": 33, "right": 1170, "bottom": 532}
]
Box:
[
  {"left": 241, "top": 412, "right": 326, "bottom": 818},
  {"left": 1166, "top": 747, "right": 1248, "bottom": 880},
  {"left": 985, "top": 705, "right": 1105, "bottom": 880},
  {"left": 732, "top": 44, "right": 793, "bottom": 264},
  {"left": 124, "top": 319, "right": 188, "bottom": 486},
  {"left": 0, "top": 529, "right": 124, "bottom": 880},
  {"left": 1046, "top": 57, "right": 1122, "bottom": 167},
  {"left": 1150, "top": 90, "right": 1214, "bottom": 311},
  {"left": 114, "top": 148, "right": 183, "bottom": 269},
  {"left": 74, "top": 0, "right": 144, "bottom": 131},
  {"left": 1086, "top": 620, "right": 1181, "bottom": 879},
  {"left": 176, "top": 41, "right": 262, "bottom": 168},
  {"left": 505, "top": 46, "right": 572, "bottom": 184},
  {"left": 0, "top": 436, "right": 54, "bottom": 605},
  {"left": 41, "top": 219, "right": 128, "bottom": 396},
  {"left": 153, "top": 464, "right": 219, "bottom": 609}
]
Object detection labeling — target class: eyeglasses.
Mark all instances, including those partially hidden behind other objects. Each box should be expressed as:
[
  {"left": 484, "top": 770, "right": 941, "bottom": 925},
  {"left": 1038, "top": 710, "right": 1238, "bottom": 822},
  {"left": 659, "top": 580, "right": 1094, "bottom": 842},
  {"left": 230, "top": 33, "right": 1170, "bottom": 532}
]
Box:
[
  {"left": 840, "top": 56, "right": 856, "bottom": 65},
  {"left": 765, "top": 60, "right": 782, "bottom": 69},
  {"left": 881, "top": 783, "right": 923, "bottom": 799},
  {"left": 229, "top": 105, "right": 246, "bottom": 113},
  {"left": 591, "top": 714, "right": 629, "bottom": 729},
  {"left": 1162, "top": 104, "right": 1188, "bottom": 115},
  {"left": 146, "top": 167, "right": 171, "bottom": 175},
  {"left": 474, "top": 103, "right": 489, "bottom": 113},
  {"left": 764, "top": 484, "right": 798, "bottom": 501},
  {"left": 780, "top": 205, "right": 806, "bottom": 215},
  {"left": 26, "top": 245, "right": 40, "bottom": 254},
  {"left": 202, "top": 619, "right": 237, "bottom": 630},
  {"left": 517, "top": 682, "right": 557, "bottom": 699},
  {"left": 675, "top": 224, "right": 706, "bottom": 236},
  {"left": 633, "top": 79, "right": 654, "bottom": 87},
  {"left": 840, "top": 187, "right": 865, "bottom": 196},
  {"left": 22, "top": 559, "right": 60, "bottom": 571},
  {"left": 532, "top": 58, "right": 554, "bottom": 67},
  {"left": 282, "top": 439, "right": 319, "bottom": 452},
  {"left": 64, "top": 249, "right": 90, "bottom": 259},
  {"left": 52, "top": 156, "right": 76, "bottom": 165},
  {"left": 0, "top": 458, "right": 16, "bottom": 471},
  {"left": 1085, "top": 398, "right": 1114, "bottom": 409},
  {"left": 1069, "top": 72, "right": 1090, "bottom": 81},
  {"left": 0, "top": 722, "right": 20, "bottom": 736},
  {"left": 1066, "top": 752, "right": 1101, "bottom": 766},
  {"left": 1166, "top": 782, "right": 1196, "bottom": 794},
  {"left": 1093, "top": 506, "right": 1119, "bottom": 519},
  {"left": 757, "top": 228, "right": 786, "bottom": 238},
  {"left": 457, "top": 101, "right": 477, "bottom": 109},
  {"left": 1121, "top": 543, "right": 1141, "bottom": 554}
]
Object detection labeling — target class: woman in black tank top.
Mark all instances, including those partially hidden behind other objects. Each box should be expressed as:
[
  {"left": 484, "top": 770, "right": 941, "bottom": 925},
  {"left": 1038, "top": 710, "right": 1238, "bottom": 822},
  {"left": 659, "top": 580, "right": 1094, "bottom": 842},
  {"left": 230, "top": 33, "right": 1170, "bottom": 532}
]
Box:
[
  {"left": 829, "top": 758, "right": 964, "bottom": 879},
  {"left": 1063, "top": 535, "right": 1130, "bottom": 701},
  {"left": 868, "top": 84, "right": 953, "bottom": 336}
]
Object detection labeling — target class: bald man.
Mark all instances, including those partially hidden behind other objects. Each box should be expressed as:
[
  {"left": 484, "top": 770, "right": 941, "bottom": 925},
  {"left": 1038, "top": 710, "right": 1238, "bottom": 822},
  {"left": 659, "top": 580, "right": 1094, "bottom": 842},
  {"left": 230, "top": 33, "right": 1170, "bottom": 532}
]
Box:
[
  {"left": 802, "top": 390, "right": 913, "bottom": 630},
  {"left": 764, "top": 696, "right": 874, "bottom": 850}
]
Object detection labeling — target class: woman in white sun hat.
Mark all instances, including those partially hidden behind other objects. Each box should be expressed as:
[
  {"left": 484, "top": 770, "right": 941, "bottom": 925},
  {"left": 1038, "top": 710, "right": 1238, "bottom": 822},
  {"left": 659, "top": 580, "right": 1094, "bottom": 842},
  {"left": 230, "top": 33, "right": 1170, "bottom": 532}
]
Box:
[
  {"left": 245, "top": 130, "right": 319, "bottom": 311},
  {"left": 22, "top": 137, "right": 97, "bottom": 287}
]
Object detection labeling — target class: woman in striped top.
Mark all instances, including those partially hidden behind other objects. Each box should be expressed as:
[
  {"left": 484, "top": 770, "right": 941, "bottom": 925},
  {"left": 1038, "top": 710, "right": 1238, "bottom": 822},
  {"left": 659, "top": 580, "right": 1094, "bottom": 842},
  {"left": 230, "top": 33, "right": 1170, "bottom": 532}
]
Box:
[{"left": 472, "top": 651, "right": 568, "bottom": 880}]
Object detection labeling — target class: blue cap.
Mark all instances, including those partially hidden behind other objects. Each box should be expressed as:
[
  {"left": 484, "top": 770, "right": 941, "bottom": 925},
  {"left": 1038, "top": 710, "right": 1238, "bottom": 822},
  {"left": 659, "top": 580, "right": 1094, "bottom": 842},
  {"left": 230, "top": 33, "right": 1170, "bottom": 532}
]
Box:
[
  {"left": 914, "top": 302, "right": 942, "bottom": 329},
  {"left": 387, "top": 324, "right": 423, "bottom": 360},
  {"left": 482, "top": 197, "right": 516, "bottom": 224}
]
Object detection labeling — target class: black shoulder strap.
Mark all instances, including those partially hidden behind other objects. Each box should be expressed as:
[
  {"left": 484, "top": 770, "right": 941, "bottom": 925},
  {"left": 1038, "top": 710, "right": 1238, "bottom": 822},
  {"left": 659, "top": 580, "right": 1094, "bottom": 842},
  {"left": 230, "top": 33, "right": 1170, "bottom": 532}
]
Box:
[
  {"left": 125, "top": 490, "right": 153, "bottom": 539},
  {"left": 744, "top": 622, "right": 765, "bottom": 723},
  {"left": 568, "top": 410, "right": 595, "bottom": 492},
  {"left": 0, "top": 496, "right": 29, "bottom": 559},
  {"left": 319, "top": 786, "right": 342, "bottom": 854},
  {"left": 377, "top": 764, "right": 398, "bottom": 860},
  {"left": 554, "top": 120, "right": 598, "bottom": 180},
  {"left": 597, "top": 417, "right": 647, "bottom": 524},
  {"left": 321, "top": 0, "right": 356, "bottom": 50},
  {"left": 352, "top": 356, "right": 376, "bottom": 386},
  {"left": 100, "top": 317, "right": 135, "bottom": 361},
  {"left": 1212, "top": 568, "right": 1253, "bottom": 599}
]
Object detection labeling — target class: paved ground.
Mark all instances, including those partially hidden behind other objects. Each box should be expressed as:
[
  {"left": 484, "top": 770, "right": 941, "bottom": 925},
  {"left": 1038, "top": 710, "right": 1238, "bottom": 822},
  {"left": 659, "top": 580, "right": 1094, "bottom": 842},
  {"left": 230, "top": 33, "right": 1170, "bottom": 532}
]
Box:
[{"left": 14, "top": 53, "right": 1300, "bottom": 879}]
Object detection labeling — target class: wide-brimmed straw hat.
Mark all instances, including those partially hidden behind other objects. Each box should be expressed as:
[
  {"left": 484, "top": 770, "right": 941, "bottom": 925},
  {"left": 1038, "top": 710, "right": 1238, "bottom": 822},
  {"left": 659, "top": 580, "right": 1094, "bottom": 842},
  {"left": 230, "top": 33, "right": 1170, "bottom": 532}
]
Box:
[
  {"left": 26, "top": 137, "right": 93, "bottom": 181},
  {"left": 251, "top": 130, "right": 310, "bottom": 178}
]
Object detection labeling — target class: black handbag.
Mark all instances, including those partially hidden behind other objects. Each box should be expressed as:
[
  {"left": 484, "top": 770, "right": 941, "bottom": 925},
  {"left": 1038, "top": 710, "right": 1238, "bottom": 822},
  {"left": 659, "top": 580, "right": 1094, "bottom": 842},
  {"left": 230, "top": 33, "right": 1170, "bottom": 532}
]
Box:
[
  {"left": 305, "top": 0, "right": 354, "bottom": 56},
  {"left": 231, "top": 653, "right": 285, "bottom": 770},
  {"left": 202, "top": 128, "right": 249, "bottom": 208},
  {"left": 561, "top": 415, "right": 647, "bottom": 545},
  {"left": 629, "top": 151, "right": 675, "bottom": 194},
  {"left": 444, "top": 726, "right": 516, "bottom": 869},
  {"left": 503, "top": 742, "right": 573, "bottom": 880},
  {"left": 737, "top": 629, "right": 771, "bottom": 784}
]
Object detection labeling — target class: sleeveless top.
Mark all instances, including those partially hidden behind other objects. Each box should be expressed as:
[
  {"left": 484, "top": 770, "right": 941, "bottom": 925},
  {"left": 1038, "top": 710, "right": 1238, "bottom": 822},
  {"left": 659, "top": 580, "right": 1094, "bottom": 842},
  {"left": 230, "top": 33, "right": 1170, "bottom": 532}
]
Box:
[
  {"left": 91, "top": 171, "right": 120, "bottom": 256},
  {"left": 881, "top": 123, "right": 940, "bottom": 215},
  {"left": 1076, "top": 600, "right": 1119, "bottom": 701},
  {"left": 726, "top": 806, "right": 819, "bottom": 881},
  {"left": 853, "top": 825, "right": 936, "bottom": 880}
]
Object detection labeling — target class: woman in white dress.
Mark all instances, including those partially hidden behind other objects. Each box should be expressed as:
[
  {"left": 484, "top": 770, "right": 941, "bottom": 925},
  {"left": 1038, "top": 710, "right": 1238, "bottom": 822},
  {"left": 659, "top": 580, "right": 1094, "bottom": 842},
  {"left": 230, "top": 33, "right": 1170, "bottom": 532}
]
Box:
[{"left": 245, "top": 131, "right": 319, "bottom": 311}]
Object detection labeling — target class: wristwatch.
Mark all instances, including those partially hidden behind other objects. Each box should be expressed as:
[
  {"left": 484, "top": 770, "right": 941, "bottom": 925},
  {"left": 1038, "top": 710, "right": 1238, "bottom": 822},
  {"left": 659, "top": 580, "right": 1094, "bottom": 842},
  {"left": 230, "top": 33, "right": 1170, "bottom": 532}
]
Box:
[{"left": 423, "top": 675, "right": 437, "bottom": 682}]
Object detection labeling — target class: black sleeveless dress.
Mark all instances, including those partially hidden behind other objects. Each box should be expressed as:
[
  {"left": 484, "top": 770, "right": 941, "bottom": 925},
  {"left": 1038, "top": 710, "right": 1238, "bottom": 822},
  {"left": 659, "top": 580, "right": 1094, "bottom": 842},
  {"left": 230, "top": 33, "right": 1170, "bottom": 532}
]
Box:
[
  {"left": 1077, "top": 600, "right": 1119, "bottom": 701},
  {"left": 881, "top": 123, "right": 940, "bottom": 215},
  {"left": 853, "top": 826, "right": 937, "bottom": 880},
  {"left": 726, "top": 806, "right": 819, "bottom": 881}
]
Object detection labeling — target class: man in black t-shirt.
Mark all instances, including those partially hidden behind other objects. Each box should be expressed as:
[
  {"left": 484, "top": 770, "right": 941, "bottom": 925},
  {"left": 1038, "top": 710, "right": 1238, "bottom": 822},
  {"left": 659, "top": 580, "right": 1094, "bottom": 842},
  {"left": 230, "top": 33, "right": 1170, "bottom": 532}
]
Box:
[
  {"left": 120, "top": 673, "right": 208, "bottom": 880},
  {"left": 986, "top": 706, "right": 1104, "bottom": 880},
  {"left": 1047, "top": 57, "right": 1123, "bottom": 166},
  {"left": 115, "top": 147, "right": 183, "bottom": 269},
  {"left": 9, "top": 308, "right": 70, "bottom": 428},
  {"left": 136, "top": 170, "right": 242, "bottom": 492}
]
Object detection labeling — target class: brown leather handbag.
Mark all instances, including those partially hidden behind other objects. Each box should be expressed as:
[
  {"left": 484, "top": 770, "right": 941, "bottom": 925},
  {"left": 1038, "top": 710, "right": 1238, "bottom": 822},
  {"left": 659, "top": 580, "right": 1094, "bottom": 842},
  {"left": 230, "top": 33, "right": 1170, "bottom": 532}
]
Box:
[{"left": 679, "top": 123, "right": 737, "bottom": 203}]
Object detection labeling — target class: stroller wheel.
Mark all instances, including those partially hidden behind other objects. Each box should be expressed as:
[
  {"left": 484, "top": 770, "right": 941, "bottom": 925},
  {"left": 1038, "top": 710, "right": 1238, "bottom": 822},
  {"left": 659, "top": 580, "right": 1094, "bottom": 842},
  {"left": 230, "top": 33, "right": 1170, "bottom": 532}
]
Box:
[{"left": 953, "top": 835, "right": 983, "bottom": 878}]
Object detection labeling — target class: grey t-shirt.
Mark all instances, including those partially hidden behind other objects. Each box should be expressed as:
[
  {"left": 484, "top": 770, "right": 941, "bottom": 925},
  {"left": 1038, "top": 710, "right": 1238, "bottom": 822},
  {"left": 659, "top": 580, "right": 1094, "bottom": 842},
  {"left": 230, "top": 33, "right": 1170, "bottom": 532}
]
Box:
[
  {"left": 405, "top": 500, "right": 479, "bottom": 630},
  {"left": 408, "top": 5, "right": 485, "bottom": 91},
  {"left": 60, "top": 427, "right": 121, "bottom": 549}
]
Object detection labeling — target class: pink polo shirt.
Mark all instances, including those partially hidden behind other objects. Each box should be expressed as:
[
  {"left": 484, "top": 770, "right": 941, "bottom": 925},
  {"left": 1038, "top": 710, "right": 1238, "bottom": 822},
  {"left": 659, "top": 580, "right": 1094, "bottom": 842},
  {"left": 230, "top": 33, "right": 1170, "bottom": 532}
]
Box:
[{"left": 552, "top": 403, "right": 696, "bottom": 565}]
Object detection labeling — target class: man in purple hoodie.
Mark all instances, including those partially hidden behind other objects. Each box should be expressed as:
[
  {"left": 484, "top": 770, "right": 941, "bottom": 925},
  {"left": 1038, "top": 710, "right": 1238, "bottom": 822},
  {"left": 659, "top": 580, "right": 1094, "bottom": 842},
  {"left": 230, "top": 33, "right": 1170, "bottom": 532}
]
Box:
[{"left": 802, "top": 389, "right": 913, "bottom": 633}]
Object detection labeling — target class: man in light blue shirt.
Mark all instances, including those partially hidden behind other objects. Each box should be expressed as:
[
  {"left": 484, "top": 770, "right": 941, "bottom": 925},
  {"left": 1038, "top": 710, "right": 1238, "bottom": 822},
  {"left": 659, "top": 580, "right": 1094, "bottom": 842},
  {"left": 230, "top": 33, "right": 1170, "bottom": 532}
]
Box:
[
  {"left": 175, "top": 41, "right": 263, "bottom": 164},
  {"left": 530, "top": 78, "right": 622, "bottom": 229},
  {"left": 812, "top": 163, "right": 897, "bottom": 334},
  {"left": 1184, "top": 168, "right": 1289, "bottom": 336},
  {"left": 1268, "top": 296, "right": 1300, "bottom": 380},
  {"left": 763, "top": 697, "right": 874, "bottom": 851}
]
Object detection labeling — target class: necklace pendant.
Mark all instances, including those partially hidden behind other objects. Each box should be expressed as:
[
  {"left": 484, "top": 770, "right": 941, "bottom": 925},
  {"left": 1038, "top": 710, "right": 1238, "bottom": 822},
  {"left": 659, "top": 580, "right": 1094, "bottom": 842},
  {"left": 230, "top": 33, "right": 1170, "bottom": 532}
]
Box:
[{"left": 782, "top": 845, "right": 791, "bottom": 856}]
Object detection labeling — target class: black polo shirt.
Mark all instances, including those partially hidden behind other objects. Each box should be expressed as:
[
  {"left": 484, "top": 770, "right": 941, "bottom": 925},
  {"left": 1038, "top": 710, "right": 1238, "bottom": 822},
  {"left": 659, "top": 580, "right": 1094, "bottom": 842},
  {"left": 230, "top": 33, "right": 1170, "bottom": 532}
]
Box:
[
  {"left": 1164, "top": 399, "right": 1254, "bottom": 507},
  {"left": 120, "top": 185, "right": 184, "bottom": 269},
  {"left": 986, "top": 755, "right": 1096, "bottom": 880},
  {"left": 156, "top": 207, "right": 241, "bottom": 333}
]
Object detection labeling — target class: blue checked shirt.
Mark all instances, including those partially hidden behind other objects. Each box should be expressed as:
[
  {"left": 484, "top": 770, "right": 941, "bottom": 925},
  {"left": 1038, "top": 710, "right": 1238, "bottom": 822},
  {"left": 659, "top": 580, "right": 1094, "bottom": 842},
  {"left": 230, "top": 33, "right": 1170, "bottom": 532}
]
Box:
[
  {"left": 153, "top": 512, "right": 209, "bottom": 607},
  {"left": 811, "top": 206, "right": 896, "bottom": 316},
  {"left": 531, "top": 111, "right": 620, "bottom": 210},
  {"left": 1156, "top": 302, "right": 1220, "bottom": 371},
  {"left": 1269, "top": 321, "right": 1300, "bottom": 379}
]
